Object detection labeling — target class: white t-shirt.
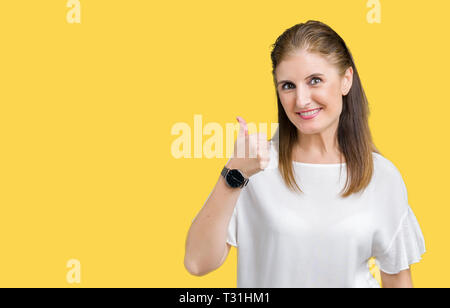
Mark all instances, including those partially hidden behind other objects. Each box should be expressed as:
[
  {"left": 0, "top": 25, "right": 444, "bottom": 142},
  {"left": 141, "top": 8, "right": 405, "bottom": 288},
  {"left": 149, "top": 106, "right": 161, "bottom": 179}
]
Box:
[{"left": 225, "top": 135, "right": 426, "bottom": 288}]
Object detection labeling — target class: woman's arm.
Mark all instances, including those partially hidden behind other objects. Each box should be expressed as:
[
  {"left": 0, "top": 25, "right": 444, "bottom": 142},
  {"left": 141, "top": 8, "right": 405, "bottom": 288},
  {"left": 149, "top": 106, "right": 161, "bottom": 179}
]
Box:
[
  {"left": 380, "top": 268, "right": 413, "bottom": 288},
  {"left": 184, "top": 168, "right": 242, "bottom": 277},
  {"left": 184, "top": 116, "right": 271, "bottom": 276}
]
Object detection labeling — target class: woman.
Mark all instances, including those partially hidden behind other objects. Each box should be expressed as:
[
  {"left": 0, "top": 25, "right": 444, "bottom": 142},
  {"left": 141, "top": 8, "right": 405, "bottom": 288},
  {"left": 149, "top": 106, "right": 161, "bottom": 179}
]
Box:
[{"left": 184, "top": 20, "right": 426, "bottom": 288}]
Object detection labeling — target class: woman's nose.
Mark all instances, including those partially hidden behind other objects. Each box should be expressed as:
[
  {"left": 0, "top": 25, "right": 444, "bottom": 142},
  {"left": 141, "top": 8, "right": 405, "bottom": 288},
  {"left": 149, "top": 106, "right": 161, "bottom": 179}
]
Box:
[{"left": 295, "top": 86, "right": 311, "bottom": 108}]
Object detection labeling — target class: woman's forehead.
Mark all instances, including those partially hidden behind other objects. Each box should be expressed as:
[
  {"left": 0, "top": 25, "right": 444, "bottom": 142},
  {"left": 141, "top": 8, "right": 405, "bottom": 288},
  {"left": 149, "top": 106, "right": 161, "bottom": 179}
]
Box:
[{"left": 276, "top": 52, "right": 336, "bottom": 79}]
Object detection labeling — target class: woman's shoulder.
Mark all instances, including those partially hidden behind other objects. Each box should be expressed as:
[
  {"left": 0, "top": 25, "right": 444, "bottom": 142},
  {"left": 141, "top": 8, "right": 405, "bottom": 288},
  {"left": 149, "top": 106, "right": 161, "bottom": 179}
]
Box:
[
  {"left": 266, "top": 139, "right": 404, "bottom": 179},
  {"left": 372, "top": 152, "right": 401, "bottom": 175},
  {"left": 371, "top": 152, "right": 406, "bottom": 188},
  {"left": 264, "top": 139, "right": 279, "bottom": 170}
]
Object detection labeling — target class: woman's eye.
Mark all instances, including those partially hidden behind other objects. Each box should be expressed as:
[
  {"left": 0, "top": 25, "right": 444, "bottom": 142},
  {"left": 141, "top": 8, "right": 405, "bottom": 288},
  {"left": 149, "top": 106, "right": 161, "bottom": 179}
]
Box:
[
  {"left": 281, "top": 83, "right": 294, "bottom": 90},
  {"left": 281, "top": 78, "right": 321, "bottom": 90},
  {"left": 310, "top": 77, "right": 322, "bottom": 85}
]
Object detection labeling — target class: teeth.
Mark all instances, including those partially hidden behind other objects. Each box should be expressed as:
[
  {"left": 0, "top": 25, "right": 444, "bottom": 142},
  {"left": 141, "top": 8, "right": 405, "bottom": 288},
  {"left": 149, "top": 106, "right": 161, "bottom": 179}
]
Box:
[{"left": 300, "top": 109, "right": 320, "bottom": 116}]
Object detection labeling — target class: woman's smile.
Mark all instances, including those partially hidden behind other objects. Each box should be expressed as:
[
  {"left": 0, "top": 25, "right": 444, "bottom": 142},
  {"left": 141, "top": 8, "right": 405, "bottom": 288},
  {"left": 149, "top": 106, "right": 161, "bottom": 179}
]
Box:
[{"left": 296, "top": 108, "right": 323, "bottom": 119}]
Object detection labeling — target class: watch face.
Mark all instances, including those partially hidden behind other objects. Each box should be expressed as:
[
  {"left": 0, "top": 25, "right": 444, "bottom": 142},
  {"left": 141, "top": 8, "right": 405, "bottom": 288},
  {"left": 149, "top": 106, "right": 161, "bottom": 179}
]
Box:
[{"left": 226, "top": 169, "right": 245, "bottom": 188}]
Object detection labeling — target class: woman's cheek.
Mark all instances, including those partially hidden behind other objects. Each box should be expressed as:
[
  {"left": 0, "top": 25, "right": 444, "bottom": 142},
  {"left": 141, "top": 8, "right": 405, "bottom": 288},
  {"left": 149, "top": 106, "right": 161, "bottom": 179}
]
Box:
[
  {"left": 313, "top": 87, "right": 339, "bottom": 109},
  {"left": 311, "top": 92, "right": 329, "bottom": 108},
  {"left": 280, "top": 94, "right": 295, "bottom": 109}
]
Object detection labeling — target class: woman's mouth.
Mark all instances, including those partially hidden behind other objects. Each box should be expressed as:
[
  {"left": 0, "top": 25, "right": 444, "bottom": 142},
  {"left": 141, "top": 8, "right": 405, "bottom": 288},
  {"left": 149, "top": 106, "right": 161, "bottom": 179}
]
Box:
[{"left": 296, "top": 108, "right": 322, "bottom": 120}]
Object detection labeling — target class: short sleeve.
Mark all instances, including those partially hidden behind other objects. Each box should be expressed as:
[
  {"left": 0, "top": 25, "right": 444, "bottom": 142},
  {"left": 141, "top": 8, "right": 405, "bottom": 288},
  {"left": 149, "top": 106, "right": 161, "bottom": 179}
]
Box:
[
  {"left": 372, "top": 164, "right": 426, "bottom": 274},
  {"left": 226, "top": 205, "right": 238, "bottom": 247},
  {"left": 374, "top": 206, "right": 426, "bottom": 274}
]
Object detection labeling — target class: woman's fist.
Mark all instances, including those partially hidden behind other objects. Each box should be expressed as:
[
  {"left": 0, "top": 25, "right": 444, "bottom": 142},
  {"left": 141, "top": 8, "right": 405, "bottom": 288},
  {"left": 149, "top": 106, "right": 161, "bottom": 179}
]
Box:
[{"left": 226, "top": 116, "right": 271, "bottom": 178}]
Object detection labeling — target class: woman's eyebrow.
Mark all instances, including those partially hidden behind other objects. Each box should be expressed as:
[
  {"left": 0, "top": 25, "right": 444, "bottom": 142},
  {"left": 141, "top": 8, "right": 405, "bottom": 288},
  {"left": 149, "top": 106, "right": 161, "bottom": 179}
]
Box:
[{"left": 276, "top": 73, "right": 325, "bottom": 85}]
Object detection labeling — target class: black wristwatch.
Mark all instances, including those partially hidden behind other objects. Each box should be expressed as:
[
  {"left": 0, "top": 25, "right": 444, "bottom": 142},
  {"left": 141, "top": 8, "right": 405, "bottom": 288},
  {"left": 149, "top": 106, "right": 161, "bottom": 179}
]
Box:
[{"left": 221, "top": 166, "right": 249, "bottom": 189}]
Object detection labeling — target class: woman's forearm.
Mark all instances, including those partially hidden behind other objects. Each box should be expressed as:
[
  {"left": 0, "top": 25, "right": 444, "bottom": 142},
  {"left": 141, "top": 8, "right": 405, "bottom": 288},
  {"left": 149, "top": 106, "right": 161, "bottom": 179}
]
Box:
[
  {"left": 184, "top": 163, "right": 242, "bottom": 276},
  {"left": 380, "top": 268, "right": 414, "bottom": 288}
]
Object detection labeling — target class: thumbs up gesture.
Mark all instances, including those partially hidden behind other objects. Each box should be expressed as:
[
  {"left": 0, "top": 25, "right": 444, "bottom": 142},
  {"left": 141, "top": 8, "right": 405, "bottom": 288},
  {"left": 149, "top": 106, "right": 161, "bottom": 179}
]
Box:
[{"left": 226, "top": 116, "right": 271, "bottom": 178}]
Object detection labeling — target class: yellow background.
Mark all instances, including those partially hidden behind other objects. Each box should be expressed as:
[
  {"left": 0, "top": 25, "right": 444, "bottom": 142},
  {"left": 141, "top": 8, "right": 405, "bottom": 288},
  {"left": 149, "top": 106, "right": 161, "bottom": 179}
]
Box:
[{"left": 0, "top": 0, "right": 445, "bottom": 287}]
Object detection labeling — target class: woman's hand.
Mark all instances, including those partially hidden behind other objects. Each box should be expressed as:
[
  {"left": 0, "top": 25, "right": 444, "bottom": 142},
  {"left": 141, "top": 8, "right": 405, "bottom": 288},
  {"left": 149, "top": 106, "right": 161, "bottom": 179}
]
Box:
[{"left": 226, "top": 116, "right": 271, "bottom": 178}]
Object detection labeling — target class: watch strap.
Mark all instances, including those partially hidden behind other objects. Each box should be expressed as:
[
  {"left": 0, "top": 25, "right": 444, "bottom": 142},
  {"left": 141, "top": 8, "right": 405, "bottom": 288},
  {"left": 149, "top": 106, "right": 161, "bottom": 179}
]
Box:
[{"left": 221, "top": 166, "right": 229, "bottom": 178}]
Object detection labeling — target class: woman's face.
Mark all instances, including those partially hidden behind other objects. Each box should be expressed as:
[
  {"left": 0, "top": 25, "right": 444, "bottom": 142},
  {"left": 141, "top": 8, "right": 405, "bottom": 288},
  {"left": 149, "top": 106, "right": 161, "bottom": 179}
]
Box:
[{"left": 275, "top": 49, "right": 353, "bottom": 135}]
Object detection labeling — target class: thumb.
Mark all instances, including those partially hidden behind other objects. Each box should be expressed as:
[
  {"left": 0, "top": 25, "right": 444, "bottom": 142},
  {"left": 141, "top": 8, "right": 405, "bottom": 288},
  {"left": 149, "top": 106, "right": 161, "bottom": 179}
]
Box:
[{"left": 236, "top": 116, "right": 248, "bottom": 138}]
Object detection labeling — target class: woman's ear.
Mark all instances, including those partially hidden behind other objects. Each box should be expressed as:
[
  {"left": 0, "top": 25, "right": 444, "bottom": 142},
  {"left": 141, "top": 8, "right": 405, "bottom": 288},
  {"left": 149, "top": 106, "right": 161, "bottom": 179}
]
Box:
[{"left": 341, "top": 66, "right": 353, "bottom": 96}]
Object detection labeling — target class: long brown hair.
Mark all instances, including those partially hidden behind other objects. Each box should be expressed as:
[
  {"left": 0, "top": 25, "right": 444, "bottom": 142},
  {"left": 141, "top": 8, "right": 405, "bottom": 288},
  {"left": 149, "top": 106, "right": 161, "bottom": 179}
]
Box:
[{"left": 269, "top": 20, "right": 381, "bottom": 197}]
